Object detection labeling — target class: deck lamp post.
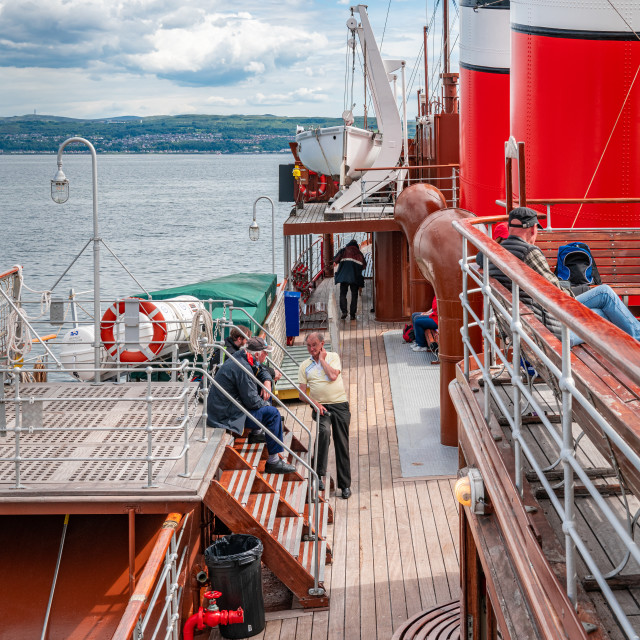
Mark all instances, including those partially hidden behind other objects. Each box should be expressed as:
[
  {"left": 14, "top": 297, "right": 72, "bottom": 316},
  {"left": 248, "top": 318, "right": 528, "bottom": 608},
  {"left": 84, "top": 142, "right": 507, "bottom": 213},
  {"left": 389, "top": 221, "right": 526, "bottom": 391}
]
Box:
[
  {"left": 50, "top": 137, "right": 102, "bottom": 383},
  {"left": 249, "top": 196, "right": 276, "bottom": 275}
]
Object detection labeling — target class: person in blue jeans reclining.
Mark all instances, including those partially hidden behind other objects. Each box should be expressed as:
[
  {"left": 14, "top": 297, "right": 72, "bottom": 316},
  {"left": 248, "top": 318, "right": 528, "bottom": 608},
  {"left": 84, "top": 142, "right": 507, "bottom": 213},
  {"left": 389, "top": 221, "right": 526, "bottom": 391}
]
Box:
[
  {"left": 411, "top": 296, "right": 438, "bottom": 352},
  {"left": 488, "top": 207, "right": 640, "bottom": 347},
  {"left": 206, "top": 336, "right": 295, "bottom": 474}
]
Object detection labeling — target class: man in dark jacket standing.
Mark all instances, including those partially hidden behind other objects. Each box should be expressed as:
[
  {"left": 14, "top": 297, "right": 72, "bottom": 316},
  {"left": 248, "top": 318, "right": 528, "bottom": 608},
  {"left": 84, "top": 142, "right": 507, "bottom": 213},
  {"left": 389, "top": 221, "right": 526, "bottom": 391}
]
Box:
[
  {"left": 206, "top": 337, "right": 295, "bottom": 474},
  {"left": 333, "top": 239, "right": 366, "bottom": 320}
]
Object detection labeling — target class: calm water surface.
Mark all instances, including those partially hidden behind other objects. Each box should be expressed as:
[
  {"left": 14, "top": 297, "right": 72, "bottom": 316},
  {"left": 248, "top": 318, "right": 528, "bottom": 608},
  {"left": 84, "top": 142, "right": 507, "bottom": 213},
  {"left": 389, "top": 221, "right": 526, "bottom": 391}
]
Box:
[{"left": 1, "top": 154, "right": 293, "bottom": 301}]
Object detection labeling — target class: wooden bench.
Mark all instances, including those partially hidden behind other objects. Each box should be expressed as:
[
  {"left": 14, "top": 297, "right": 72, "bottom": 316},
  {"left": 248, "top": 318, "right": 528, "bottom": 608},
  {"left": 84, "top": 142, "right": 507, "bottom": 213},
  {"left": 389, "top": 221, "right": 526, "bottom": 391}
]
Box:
[{"left": 536, "top": 229, "right": 640, "bottom": 304}]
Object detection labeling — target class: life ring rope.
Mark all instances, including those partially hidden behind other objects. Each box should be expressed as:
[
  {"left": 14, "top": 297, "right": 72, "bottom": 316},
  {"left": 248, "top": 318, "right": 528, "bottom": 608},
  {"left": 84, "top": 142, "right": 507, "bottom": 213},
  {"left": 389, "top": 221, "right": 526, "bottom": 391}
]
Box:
[{"left": 100, "top": 298, "right": 168, "bottom": 364}]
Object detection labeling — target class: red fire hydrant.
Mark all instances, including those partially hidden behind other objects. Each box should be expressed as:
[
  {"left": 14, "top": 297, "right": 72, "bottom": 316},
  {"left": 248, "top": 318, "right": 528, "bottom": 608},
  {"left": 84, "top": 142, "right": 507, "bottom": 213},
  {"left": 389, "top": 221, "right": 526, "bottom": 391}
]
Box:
[{"left": 183, "top": 590, "right": 244, "bottom": 640}]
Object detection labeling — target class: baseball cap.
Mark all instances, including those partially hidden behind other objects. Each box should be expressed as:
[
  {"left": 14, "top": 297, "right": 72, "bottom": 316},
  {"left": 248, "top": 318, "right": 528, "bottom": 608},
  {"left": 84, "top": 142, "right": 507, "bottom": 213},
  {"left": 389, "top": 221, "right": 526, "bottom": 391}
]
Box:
[
  {"left": 508, "top": 207, "right": 543, "bottom": 229},
  {"left": 492, "top": 222, "right": 509, "bottom": 241},
  {"left": 246, "top": 337, "right": 273, "bottom": 353}
]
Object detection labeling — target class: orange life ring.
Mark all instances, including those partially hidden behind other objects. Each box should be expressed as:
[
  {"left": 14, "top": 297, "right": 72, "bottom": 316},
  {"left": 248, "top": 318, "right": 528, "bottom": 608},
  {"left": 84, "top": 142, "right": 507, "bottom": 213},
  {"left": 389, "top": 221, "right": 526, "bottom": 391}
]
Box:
[
  {"left": 299, "top": 173, "right": 327, "bottom": 201},
  {"left": 100, "top": 298, "right": 168, "bottom": 363}
]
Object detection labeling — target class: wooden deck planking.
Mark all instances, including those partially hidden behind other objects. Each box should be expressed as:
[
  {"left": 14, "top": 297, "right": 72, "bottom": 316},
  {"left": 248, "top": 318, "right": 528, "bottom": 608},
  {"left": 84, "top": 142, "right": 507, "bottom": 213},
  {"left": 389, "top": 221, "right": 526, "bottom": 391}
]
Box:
[{"left": 258, "top": 282, "right": 460, "bottom": 640}]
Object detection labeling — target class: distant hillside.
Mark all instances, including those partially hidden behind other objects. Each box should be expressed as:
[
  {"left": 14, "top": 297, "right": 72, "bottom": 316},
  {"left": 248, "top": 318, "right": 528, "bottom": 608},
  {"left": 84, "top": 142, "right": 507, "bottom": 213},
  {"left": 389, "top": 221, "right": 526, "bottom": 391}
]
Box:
[{"left": 0, "top": 113, "right": 416, "bottom": 154}]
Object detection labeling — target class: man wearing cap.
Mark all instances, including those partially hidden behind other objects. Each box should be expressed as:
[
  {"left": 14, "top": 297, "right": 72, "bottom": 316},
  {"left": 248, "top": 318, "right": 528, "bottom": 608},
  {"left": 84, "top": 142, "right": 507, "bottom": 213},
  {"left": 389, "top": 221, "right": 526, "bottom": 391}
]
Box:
[
  {"left": 489, "top": 207, "right": 640, "bottom": 346},
  {"left": 206, "top": 337, "right": 295, "bottom": 474},
  {"left": 298, "top": 332, "right": 352, "bottom": 498}
]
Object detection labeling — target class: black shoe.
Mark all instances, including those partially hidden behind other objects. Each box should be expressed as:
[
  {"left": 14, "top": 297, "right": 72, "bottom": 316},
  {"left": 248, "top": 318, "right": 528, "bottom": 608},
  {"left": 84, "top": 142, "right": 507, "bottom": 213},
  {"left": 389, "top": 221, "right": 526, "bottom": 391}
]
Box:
[
  {"left": 341, "top": 313, "right": 348, "bottom": 319},
  {"left": 264, "top": 459, "right": 296, "bottom": 474},
  {"left": 341, "top": 487, "right": 352, "bottom": 499},
  {"left": 350, "top": 315, "right": 356, "bottom": 321},
  {"left": 318, "top": 478, "right": 325, "bottom": 492},
  {"left": 248, "top": 430, "right": 266, "bottom": 444}
]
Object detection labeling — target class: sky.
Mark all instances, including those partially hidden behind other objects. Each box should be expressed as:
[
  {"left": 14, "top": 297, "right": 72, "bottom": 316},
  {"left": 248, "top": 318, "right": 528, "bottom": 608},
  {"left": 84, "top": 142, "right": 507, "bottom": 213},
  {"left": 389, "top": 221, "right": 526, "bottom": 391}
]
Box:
[{"left": 0, "top": 0, "right": 456, "bottom": 120}]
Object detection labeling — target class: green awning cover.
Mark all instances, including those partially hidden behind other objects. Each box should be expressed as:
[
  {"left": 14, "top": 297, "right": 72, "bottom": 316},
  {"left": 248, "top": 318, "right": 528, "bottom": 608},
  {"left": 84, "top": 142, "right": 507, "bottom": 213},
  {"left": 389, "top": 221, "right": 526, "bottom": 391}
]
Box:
[{"left": 139, "top": 273, "right": 277, "bottom": 333}]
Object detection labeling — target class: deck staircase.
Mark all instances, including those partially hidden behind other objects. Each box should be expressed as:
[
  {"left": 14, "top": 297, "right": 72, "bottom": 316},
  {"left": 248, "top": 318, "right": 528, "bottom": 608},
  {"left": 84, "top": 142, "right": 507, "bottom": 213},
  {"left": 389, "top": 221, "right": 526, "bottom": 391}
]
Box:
[{"left": 203, "top": 424, "right": 333, "bottom": 609}]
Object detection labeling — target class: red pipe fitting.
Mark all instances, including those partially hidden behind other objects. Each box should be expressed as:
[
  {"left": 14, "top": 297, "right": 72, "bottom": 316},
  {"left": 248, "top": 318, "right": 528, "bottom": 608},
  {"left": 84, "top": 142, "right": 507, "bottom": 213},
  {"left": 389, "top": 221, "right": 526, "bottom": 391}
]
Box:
[{"left": 183, "top": 591, "right": 244, "bottom": 640}]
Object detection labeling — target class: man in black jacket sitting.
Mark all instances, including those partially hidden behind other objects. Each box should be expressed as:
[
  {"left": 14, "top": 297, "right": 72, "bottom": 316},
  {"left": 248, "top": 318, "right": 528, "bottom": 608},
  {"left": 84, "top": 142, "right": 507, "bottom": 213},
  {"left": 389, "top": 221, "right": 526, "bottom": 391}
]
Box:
[{"left": 206, "top": 337, "right": 295, "bottom": 474}]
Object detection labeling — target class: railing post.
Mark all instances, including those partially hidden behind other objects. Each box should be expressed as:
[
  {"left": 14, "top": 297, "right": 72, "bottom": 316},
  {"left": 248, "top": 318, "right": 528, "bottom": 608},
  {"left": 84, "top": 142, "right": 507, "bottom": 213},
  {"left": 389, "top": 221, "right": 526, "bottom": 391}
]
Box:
[
  {"left": 462, "top": 240, "right": 470, "bottom": 379},
  {"left": 13, "top": 369, "right": 24, "bottom": 489},
  {"left": 171, "top": 345, "right": 178, "bottom": 382},
  {"left": 182, "top": 362, "right": 190, "bottom": 477},
  {"left": 561, "top": 324, "right": 577, "bottom": 606},
  {"left": 452, "top": 167, "right": 458, "bottom": 208},
  {"left": 511, "top": 284, "right": 523, "bottom": 494},
  {"left": 145, "top": 366, "right": 157, "bottom": 488},
  {"left": 482, "top": 250, "right": 491, "bottom": 422}
]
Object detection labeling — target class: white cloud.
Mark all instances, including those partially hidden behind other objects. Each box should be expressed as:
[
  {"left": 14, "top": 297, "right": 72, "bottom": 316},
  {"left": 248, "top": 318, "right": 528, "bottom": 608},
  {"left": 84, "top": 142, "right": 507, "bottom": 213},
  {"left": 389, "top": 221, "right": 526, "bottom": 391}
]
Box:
[{"left": 0, "top": 0, "right": 434, "bottom": 119}]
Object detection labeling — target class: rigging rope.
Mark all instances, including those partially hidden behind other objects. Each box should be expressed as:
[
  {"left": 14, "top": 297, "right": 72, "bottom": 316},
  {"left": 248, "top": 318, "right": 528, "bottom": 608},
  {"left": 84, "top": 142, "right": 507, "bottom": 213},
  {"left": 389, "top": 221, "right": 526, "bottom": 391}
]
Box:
[
  {"left": 189, "top": 308, "right": 214, "bottom": 355},
  {"left": 571, "top": 0, "right": 640, "bottom": 228},
  {"left": 380, "top": 0, "right": 393, "bottom": 51}
]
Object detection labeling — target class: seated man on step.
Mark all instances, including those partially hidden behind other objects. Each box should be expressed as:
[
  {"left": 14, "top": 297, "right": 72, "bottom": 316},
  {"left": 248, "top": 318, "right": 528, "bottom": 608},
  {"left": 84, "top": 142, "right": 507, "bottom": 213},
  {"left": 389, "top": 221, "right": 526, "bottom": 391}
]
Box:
[
  {"left": 207, "top": 337, "right": 295, "bottom": 474},
  {"left": 489, "top": 207, "right": 640, "bottom": 347}
]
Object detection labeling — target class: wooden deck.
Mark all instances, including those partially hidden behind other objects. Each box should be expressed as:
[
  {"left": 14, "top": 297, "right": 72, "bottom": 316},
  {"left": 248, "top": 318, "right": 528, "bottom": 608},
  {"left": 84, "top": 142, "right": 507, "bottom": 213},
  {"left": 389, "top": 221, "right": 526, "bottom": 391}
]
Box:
[
  {"left": 283, "top": 202, "right": 401, "bottom": 235},
  {"left": 213, "top": 284, "right": 461, "bottom": 639}
]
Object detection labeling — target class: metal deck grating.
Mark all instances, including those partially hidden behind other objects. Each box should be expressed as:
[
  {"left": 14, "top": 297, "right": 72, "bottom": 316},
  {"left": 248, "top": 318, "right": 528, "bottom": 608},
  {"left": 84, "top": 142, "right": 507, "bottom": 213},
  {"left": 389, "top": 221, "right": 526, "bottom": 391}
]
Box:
[
  {"left": 0, "top": 381, "right": 210, "bottom": 494},
  {"left": 383, "top": 330, "right": 458, "bottom": 477}
]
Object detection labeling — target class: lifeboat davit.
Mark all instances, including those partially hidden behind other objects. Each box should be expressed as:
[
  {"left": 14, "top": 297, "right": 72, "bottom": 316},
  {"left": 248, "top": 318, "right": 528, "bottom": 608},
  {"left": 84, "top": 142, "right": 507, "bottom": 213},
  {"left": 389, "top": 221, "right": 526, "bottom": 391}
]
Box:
[
  {"left": 511, "top": 0, "right": 640, "bottom": 227},
  {"left": 459, "top": 0, "right": 510, "bottom": 217}
]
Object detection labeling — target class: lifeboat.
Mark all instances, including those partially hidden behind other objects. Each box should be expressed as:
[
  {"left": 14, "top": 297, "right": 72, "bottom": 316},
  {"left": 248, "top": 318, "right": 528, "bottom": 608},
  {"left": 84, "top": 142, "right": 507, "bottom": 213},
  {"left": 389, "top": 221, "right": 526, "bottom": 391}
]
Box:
[{"left": 295, "top": 125, "right": 382, "bottom": 180}]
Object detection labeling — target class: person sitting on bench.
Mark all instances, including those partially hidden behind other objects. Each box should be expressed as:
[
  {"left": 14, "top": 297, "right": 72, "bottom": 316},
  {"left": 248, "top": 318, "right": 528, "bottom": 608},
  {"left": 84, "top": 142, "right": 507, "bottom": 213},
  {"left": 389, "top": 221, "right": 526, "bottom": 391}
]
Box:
[
  {"left": 410, "top": 296, "right": 438, "bottom": 352},
  {"left": 207, "top": 337, "right": 295, "bottom": 474},
  {"left": 489, "top": 207, "right": 640, "bottom": 347}
]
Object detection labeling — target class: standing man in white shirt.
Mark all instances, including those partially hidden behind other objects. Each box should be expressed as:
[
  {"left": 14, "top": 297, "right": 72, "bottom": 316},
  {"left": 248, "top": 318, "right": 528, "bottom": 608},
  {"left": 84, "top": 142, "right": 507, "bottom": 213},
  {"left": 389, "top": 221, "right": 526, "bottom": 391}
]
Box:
[{"left": 298, "top": 332, "right": 352, "bottom": 499}]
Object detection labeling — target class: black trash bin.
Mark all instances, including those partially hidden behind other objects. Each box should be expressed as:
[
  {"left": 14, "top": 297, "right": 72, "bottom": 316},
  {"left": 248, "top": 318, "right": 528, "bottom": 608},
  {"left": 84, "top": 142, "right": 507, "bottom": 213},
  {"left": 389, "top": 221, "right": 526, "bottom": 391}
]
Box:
[{"left": 205, "top": 534, "right": 265, "bottom": 639}]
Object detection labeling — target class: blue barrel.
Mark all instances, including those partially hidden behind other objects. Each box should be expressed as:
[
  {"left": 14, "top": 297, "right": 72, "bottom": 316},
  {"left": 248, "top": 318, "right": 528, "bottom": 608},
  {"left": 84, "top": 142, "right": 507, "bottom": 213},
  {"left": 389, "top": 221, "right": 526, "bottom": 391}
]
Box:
[{"left": 284, "top": 291, "right": 301, "bottom": 337}]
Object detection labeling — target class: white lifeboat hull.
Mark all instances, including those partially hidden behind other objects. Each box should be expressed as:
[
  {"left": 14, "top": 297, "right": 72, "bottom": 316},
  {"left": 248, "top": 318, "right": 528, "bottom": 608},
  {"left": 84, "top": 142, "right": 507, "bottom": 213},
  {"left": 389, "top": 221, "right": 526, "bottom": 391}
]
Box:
[{"left": 295, "top": 126, "right": 382, "bottom": 179}]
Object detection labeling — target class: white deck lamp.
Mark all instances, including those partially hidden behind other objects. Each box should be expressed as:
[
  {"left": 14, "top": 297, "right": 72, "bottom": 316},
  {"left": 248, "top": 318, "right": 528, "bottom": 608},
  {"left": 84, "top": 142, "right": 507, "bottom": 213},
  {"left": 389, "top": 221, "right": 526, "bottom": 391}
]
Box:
[
  {"left": 51, "top": 167, "right": 69, "bottom": 204},
  {"left": 249, "top": 196, "right": 276, "bottom": 275}
]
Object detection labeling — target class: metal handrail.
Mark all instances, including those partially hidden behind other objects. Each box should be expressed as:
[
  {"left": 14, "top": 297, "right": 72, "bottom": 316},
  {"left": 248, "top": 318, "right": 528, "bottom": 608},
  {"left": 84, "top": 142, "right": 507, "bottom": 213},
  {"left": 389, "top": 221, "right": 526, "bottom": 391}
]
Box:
[
  {"left": 456, "top": 217, "right": 640, "bottom": 638},
  {"left": 112, "top": 512, "right": 185, "bottom": 640}
]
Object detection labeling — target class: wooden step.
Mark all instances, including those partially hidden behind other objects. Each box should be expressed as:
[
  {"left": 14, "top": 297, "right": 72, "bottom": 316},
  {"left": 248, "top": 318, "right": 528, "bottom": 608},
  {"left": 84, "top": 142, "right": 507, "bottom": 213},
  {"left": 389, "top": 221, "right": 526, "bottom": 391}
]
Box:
[
  {"left": 282, "top": 479, "right": 308, "bottom": 515},
  {"left": 245, "top": 492, "right": 280, "bottom": 533},
  {"left": 273, "top": 516, "right": 304, "bottom": 557},
  {"left": 236, "top": 441, "right": 266, "bottom": 468},
  {"left": 298, "top": 539, "right": 328, "bottom": 583},
  {"left": 218, "top": 469, "right": 256, "bottom": 506},
  {"left": 304, "top": 499, "right": 330, "bottom": 540}
]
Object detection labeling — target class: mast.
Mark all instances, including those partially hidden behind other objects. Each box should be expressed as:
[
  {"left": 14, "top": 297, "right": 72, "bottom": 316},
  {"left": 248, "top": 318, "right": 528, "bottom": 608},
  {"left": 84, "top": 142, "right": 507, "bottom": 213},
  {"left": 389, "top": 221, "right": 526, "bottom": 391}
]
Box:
[{"left": 423, "top": 25, "right": 429, "bottom": 115}]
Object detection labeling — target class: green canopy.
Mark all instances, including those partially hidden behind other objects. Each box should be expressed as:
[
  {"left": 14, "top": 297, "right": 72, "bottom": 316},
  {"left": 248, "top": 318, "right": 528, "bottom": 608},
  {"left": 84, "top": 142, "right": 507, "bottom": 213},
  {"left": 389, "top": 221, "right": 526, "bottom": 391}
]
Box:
[{"left": 140, "top": 273, "right": 277, "bottom": 334}]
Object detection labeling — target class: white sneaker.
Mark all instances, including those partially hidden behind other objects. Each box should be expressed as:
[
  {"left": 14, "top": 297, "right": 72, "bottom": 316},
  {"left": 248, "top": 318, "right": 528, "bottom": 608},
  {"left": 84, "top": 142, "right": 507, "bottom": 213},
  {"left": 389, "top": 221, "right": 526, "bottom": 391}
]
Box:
[
  {"left": 408, "top": 341, "right": 417, "bottom": 347},
  {"left": 411, "top": 345, "right": 428, "bottom": 352}
]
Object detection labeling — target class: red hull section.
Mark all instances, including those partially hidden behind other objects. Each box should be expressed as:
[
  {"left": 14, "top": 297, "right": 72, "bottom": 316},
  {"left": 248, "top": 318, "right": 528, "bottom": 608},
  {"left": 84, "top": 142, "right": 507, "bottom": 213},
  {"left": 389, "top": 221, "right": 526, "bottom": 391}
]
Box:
[
  {"left": 511, "top": 32, "right": 640, "bottom": 227},
  {"left": 460, "top": 67, "right": 510, "bottom": 217}
]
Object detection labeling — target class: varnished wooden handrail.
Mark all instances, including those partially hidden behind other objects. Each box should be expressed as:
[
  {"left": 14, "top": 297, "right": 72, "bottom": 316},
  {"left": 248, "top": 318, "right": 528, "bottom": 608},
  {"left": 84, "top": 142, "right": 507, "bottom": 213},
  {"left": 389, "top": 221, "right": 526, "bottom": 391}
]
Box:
[
  {"left": 111, "top": 513, "right": 183, "bottom": 640},
  {"left": 454, "top": 218, "right": 640, "bottom": 386}
]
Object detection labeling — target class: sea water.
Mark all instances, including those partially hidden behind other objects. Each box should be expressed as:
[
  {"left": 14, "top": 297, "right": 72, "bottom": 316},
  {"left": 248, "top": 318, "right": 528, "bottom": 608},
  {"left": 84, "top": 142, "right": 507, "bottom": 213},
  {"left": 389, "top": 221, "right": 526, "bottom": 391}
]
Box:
[{"left": 1, "top": 153, "right": 294, "bottom": 301}]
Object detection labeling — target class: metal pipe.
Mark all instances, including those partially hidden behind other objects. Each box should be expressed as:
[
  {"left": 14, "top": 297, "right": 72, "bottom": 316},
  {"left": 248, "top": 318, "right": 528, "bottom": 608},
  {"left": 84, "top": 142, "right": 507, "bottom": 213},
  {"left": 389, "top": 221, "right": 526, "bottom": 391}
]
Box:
[
  {"left": 128, "top": 509, "right": 136, "bottom": 596},
  {"left": 41, "top": 514, "right": 70, "bottom": 640},
  {"left": 55, "top": 137, "right": 102, "bottom": 383}
]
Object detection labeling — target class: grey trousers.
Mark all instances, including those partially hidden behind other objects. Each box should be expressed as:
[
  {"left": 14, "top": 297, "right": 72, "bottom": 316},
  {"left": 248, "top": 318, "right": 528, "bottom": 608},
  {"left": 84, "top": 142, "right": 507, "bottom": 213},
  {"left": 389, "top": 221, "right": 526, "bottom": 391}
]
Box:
[{"left": 313, "top": 401, "right": 351, "bottom": 490}]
